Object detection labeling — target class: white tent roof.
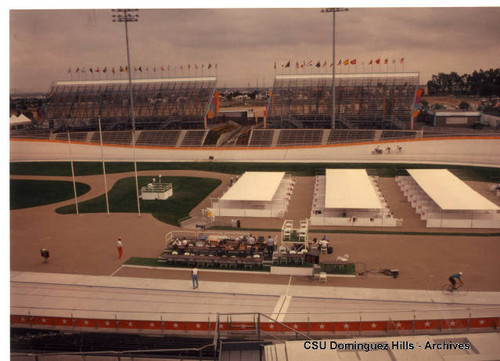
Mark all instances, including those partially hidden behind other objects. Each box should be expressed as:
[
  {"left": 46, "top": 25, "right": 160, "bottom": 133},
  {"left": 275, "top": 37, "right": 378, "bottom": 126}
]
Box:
[
  {"left": 10, "top": 114, "right": 32, "bottom": 126},
  {"left": 407, "top": 169, "right": 500, "bottom": 211},
  {"left": 325, "top": 169, "right": 383, "bottom": 209},
  {"left": 221, "top": 172, "right": 285, "bottom": 202}
]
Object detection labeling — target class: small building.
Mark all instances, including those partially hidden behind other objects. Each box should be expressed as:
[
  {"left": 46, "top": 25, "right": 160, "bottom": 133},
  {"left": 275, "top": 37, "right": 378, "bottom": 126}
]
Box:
[
  {"left": 140, "top": 178, "right": 173, "bottom": 200},
  {"left": 426, "top": 110, "right": 481, "bottom": 127}
]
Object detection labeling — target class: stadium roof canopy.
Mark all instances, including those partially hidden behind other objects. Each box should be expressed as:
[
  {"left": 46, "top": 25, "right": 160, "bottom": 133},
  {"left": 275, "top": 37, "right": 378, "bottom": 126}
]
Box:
[
  {"left": 325, "top": 169, "right": 382, "bottom": 209},
  {"left": 221, "top": 172, "right": 285, "bottom": 202},
  {"left": 407, "top": 169, "right": 500, "bottom": 211}
]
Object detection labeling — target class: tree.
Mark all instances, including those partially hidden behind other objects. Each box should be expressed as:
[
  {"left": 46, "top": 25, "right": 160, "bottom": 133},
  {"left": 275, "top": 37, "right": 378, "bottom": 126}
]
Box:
[{"left": 458, "top": 101, "right": 470, "bottom": 110}]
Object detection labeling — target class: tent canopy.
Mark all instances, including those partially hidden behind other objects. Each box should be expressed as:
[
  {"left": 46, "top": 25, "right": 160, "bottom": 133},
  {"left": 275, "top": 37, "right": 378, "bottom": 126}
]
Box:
[
  {"left": 407, "top": 169, "right": 500, "bottom": 211},
  {"left": 221, "top": 172, "right": 285, "bottom": 202},
  {"left": 325, "top": 169, "right": 382, "bottom": 209}
]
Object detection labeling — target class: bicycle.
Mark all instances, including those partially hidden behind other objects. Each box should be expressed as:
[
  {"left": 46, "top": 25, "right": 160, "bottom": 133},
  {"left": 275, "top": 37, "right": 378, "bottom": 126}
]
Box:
[{"left": 442, "top": 282, "right": 468, "bottom": 295}]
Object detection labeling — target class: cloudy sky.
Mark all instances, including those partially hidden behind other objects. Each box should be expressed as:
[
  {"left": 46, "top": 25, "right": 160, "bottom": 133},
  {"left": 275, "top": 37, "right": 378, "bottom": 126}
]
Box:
[{"left": 9, "top": 6, "right": 500, "bottom": 93}]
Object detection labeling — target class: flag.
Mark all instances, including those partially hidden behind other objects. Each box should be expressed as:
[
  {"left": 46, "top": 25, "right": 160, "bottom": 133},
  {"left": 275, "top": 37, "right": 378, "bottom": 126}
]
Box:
[
  {"left": 296, "top": 61, "right": 299, "bottom": 69},
  {"left": 134, "top": 66, "right": 138, "bottom": 72},
  {"left": 202, "top": 64, "right": 204, "bottom": 69},
  {"left": 285, "top": 60, "right": 290, "bottom": 68},
  {"left": 208, "top": 63, "right": 212, "bottom": 69},
  {"left": 124, "top": 66, "right": 128, "bottom": 72},
  {"left": 337, "top": 59, "right": 341, "bottom": 66},
  {"left": 306, "top": 60, "right": 313, "bottom": 66},
  {"left": 323, "top": 60, "right": 327, "bottom": 67},
  {"left": 81, "top": 67, "right": 86, "bottom": 73},
  {"left": 188, "top": 64, "right": 191, "bottom": 70},
  {"left": 375, "top": 58, "right": 380, "bottom": 64},
  {"left": 153, "top": 66, "right": 156, "bottom": 72},
  {"left": 119, "top": 66, "right": 124, "bottom": 72},
  {"left": 300, "top": 63, "right": 304, "bottom": 68},
  {"left": 315, "top": 61, "right": 321, "bottom": 68},
  {"left": 274, "top": 62, "right": 276, "bottom": 69},
  {"left": 195, "top": 64, "right": 198, "bottom": 69},
  {"left": 103, "top": 67, "right": 107, "bottom": 73},
  {"left": 343, "top": 59, "right": 349, "bottom": 65},
  {"left": 384, "top": 58, "right": 388, "bottom": 64},
  {"left": 400, "top": 58, "right": 405, "bottom": 63},
  {"left": 138, "top": 66, "right": 142, "bottom": 72},
  {"left": 330, "top": 63, "right": 333, "bottom": 67},
  {"left": 112, "top": 67, "right": 116, "bottom": 74},
  {"left": 350, "top": 59, "right": 356, "bottom": 65},
  {"left": 180, "top": 65, "right": 183, "bottom": 70},
  {"left": 96, "top": 67, "right": 100, "bottom": 72},
  {"left": 369, "top": 59, "right": 373, "bottom": 65},
  {"left": 89, "top": 68, "right": 93, "bottom": 73},
  {"left": 392, "top": 59, "right": 396, "bottom": 64},
  {"left": 75, "top": 67, "right": 80, "bottom": 73}
]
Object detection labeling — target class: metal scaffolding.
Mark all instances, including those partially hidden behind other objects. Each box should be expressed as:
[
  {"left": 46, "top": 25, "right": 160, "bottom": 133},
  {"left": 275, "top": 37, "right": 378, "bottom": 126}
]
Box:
[
  {"left": 45, "top": 77, "right": 217, "bottom": 132},
  {"left": 267, "top": 72, "right": 419, "bottom": 129}
]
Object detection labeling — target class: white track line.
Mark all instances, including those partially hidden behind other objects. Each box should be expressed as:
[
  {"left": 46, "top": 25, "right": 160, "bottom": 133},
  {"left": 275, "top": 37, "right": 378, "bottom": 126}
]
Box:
[{"left": 109, "top": 266, "right": 122, "bottom": 277}]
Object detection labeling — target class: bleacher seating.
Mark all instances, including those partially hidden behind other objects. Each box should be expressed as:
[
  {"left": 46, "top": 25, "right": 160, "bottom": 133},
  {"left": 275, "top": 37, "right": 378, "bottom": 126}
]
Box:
[
  {"left": 136, "top": 130, "right": 181, "bottom": 147},
  {"left": 54, "top": 132, "right": 88, "bottom": 142},
  {"left": 276, "top": 129, "right": 323, "bottom": 146},
  {"left": 180, "top": 130, "right": 207, "bottom": 147},
  {"left": 248, "top": 129, "right": 274, "bottom": 147},
  {"left": 327, "top": 129, "right": 376, "bottom": 144},
  {"left": 381, "top": 130, "right": 418, "bottom": 140},
  {"left": 10, "top": 129, "right": 51, "bottom": 139},
  {"left": 89, "top": 131, "right": 133, "bottom": 145}
]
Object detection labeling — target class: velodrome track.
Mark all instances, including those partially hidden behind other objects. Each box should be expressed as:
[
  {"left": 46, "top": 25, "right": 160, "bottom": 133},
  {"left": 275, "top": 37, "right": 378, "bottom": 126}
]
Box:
[
  {"left": 10, "top": 136, "right": 500, "bottom": 166},
  {"left": 9, "top": 136, "right": 500, "bottom": 341}
]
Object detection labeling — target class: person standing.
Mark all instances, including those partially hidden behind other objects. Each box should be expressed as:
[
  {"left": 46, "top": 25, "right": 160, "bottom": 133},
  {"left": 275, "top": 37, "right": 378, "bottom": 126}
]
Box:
[
  {"left": 117, "top": 237, "right": 123, "bottom": 259},
  {"left": 266, "top": 235, "right": 275, "bottom": 257},
  {"left": 192, "top": 267, "right": 199, "bottom": 289}
]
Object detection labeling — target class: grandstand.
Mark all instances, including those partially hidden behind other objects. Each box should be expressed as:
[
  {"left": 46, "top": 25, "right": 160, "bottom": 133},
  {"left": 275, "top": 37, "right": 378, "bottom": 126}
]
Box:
[
  {"left": 267, "top": 72, "right": 419, "bottom": 129},
  {"left": 45, "top": 77, "right": 217, "bottom": 132}
]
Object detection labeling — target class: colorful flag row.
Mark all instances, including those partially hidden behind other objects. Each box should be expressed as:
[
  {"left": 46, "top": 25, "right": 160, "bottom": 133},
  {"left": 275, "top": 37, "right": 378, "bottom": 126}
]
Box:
[
  {"left": 275, "top": 58, "right": 405, "bottom": 69},
  {"left": 68, "top": 64, "right": 218, "bottom": 74}
]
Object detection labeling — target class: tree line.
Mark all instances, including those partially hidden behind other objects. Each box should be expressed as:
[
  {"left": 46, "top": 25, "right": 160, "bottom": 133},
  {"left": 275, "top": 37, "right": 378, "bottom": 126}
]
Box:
[{"left": 426, "top": 68, "right": 500, "bottom": 97}]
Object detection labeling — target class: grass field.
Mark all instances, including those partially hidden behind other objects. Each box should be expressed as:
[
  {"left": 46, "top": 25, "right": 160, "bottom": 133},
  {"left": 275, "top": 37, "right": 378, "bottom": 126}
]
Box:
[
  {"left": 10, "top": 161, "right": 500, "bottom": 181},
  {"left": 10, "top": 179, "right": 90, "bottom": 210},
  {"left": 55, "top": 176, "right": 221, "bottom": 225}
]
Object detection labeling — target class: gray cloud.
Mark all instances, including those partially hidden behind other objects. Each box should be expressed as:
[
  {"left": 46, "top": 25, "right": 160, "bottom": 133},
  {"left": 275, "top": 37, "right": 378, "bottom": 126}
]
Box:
[{"left": 9, "top": 7, "right": 500, "bottom": 93}]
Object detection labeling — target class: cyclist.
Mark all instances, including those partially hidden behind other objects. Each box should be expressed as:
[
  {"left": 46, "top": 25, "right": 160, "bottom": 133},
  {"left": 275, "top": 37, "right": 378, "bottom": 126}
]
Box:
[{"left": 448, "top": 272, "right": 464, "bottom": 290}]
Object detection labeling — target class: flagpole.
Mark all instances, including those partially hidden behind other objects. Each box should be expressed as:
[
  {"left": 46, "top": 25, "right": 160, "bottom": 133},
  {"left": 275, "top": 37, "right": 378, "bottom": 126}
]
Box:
[{"left": 67, "top": 131, "right": 79, "bottom": 216}]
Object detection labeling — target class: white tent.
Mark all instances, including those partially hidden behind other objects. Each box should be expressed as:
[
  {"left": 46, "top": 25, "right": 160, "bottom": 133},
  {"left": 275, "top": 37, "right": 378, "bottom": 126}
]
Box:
[
  {"left": 210, "top": 172, "right": 294, "bottom": 218},
  {"left": 399, "top": 169, "right": 500, "bottom": 228},
  {"left": 311, "top": 169, "right": 399, "bottom": 227},
  {"left": 10, "top": 114, "right": 32, "bottom": 128}
]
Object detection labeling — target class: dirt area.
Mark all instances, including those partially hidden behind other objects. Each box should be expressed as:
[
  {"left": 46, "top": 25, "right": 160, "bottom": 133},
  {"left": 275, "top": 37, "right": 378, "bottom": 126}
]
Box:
[{"left": 10, "top": 171, "right": 500, "bottom": 292}]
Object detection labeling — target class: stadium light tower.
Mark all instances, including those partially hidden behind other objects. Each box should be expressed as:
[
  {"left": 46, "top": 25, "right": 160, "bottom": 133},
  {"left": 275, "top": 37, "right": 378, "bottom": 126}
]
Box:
[
  {"left": 112, "top": 9, "right": 141, "bottom": 216},
  {"left": 321, "top": 8, "right": 348, "bottom": 129}
]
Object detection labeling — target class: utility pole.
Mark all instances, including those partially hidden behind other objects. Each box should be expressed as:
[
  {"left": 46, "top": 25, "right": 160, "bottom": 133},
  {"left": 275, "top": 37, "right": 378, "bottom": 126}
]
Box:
[
  {"left": 321, "top": 8, "right": 348, "bottom": 129},
  {"left": 112, "top": 9, "right": 141, "bottom": 216}
]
